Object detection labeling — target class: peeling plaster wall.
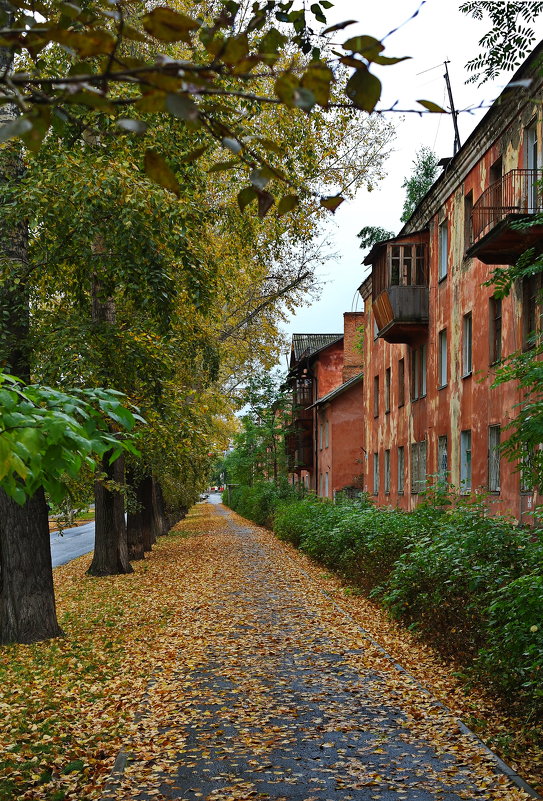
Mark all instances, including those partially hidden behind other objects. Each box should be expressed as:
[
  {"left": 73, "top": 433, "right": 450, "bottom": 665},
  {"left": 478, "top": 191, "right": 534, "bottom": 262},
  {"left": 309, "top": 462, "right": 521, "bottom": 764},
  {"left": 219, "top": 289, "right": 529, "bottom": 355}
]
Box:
[
  {"left": 317, "top": 383, "right": 365, "bottom": 498},
  {"left": 361, "top": 48, "right": 543, "bottom": 520}
]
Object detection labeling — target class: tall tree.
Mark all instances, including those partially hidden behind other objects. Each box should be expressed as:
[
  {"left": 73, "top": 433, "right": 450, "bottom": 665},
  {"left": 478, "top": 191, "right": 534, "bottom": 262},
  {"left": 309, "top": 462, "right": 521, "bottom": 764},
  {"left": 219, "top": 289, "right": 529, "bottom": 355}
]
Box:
[{"left": 400, "top": 146, "right": 439, "bottom": 223}]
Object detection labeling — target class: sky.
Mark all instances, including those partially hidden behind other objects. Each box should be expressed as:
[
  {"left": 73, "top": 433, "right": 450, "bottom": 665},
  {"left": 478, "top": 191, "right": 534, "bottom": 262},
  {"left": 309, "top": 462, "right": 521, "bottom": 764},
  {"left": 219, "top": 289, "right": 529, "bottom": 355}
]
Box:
[{"left": 280, "top": 0, "right": 543, "bottom": 356}]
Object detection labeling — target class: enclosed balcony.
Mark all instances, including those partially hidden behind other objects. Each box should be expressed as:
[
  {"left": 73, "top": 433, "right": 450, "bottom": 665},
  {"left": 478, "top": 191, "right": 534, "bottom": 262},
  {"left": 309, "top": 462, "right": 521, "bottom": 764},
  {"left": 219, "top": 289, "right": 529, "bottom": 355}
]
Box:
[
  {"left": 364, "top": 233, "right": 429, "bottom": 345},
  {"left": 291, "top": 377, "right": 313, "bottom": 422},
  {"left": 468, "top": 169, "right": 543, "bottom": 264},
  {"left": 285, "top": 421, "right": 313, "bottom": 471}
]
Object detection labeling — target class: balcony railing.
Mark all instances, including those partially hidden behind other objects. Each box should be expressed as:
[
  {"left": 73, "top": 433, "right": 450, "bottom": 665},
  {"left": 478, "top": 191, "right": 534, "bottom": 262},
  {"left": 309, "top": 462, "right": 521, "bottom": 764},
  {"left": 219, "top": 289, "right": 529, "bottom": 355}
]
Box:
[{"left": 471, "top": 169, "right": 542, "bottom": 245}]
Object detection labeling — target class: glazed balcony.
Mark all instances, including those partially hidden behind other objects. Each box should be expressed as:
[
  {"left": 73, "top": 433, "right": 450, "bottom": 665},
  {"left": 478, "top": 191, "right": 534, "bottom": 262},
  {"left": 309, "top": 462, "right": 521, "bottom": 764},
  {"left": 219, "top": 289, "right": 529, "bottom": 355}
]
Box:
[
  {"left": 285, "top": 421, "right": 313, "bottom": 471},
  {"left": 468, "top": 169, "right": 543, "bottom": 264},
  {"left": 367, "top": 237, "right": 429, "bottom": 345},
  {"left": 291, "top": 377, "right": 313, "bottom": 422}
]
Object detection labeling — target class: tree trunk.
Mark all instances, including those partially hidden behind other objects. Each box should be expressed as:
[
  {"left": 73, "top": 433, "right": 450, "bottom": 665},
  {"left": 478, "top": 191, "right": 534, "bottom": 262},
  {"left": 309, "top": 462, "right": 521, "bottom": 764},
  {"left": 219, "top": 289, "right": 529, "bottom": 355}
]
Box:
[
  {"left": 88, "top": 454, "right": 133, "bottom": 576},
  {"left": 89, "top": 256, "right": 132, "bottom": 575},
  {"left": 153, "top": 480, "right": 169, "bottom": 536},
  {"left": 0, "top": 488, "right": 64, "bottom": 644},
  {"left": 126, "top": 469, "right": 145, "bottom": 561},
  {"left": 0, "top": 14, "right": 63, "bottom": 644},
  {"left": 140, "top": 474, "right": 156, "bottom": 552}
]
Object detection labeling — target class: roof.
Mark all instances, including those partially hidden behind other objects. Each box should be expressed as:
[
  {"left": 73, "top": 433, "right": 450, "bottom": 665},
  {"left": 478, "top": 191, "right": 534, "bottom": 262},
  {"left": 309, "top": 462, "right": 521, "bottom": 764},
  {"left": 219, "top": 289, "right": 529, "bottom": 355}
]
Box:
[
  {"left": 310, "top": 372, "right": 363, "bottom": 407},
  {"left": 362, "top": 228, "right": 429, "bottom": 266},
  {"left": 291, "top": 333, "right": 343, "bottom": 363}
]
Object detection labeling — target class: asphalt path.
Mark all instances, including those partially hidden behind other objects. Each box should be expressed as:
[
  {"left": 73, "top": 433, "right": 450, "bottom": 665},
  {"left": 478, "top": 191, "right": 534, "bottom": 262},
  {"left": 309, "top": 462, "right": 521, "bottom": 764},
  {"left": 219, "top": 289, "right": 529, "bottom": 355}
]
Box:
[
  {"left": 50, "top": 494, "right": 223, "bottom": 568},
  {"left": 50, "top": 521, "right": 95, "bottom": 568}
]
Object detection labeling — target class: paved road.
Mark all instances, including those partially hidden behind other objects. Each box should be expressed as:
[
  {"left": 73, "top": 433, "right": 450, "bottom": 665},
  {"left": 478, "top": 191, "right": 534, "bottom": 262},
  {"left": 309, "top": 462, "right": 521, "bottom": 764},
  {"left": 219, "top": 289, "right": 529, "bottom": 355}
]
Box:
[
  {"left": 102, "top": 503, "right": 530, "bottom": 801},
  {"left": 50, "top": 521, "right": 95, "bottom": 568},
  {"left": 50, "top": 495, "right": 221, "bottom": 568}
]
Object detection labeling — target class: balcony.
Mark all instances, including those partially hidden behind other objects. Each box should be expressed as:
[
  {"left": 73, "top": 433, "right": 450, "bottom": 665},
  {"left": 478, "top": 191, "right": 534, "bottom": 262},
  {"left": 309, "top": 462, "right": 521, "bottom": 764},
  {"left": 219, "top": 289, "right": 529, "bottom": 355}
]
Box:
[
  {"left": 285, "top": 421, "right": 313, "bottom": 471},
  {"left": 468, "top": 169, "right": 543, "bottom": 264},
  {"left": 373, "top": 285, "right": 429, "bottom": 344},
  {"left": 365, "top": 235, "right": 429, "bottom": 345}
]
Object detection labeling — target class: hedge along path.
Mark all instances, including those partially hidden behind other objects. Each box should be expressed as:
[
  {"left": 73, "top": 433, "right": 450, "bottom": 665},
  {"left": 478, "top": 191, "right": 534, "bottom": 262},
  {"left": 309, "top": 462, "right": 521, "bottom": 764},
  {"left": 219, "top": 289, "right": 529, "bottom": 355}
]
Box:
[{"left": 100, "top": 503, "right": 537, "bottom": 801}]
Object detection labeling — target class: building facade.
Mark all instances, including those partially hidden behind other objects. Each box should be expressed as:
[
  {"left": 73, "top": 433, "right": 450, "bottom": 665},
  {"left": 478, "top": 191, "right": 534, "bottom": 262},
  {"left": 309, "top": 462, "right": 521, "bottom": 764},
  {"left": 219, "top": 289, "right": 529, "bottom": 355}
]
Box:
[
  {"left": 286, "top": 42, "right": 543, "bottom": 521},
  {"left": 361, "top": 43, "right": 543, "bottom": 521}
]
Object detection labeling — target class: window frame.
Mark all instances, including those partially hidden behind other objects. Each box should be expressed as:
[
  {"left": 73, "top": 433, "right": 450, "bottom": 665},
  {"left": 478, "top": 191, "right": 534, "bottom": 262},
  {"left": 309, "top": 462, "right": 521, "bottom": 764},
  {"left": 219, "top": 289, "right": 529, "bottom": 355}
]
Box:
[
  {"left": 460, "top": 430, "right": 472, "bottom": 493},
  {"left": 438, "top": 219, "right": 448, "bottom": 281},
  {"left": 398, "top": 446, "right": 405, "bottom": 494},
  {"left": 489, "top": 296, "right": 502, "bottom": 365},
  {"left": 373, "top": 375, "right": 379, "bottom": 417},
  {"left": 438, "top": 435, "right": 448, "bottom": 482},
  {"left": 384, "top": 449, "right": 391, "bottom": 494},
  {"left": 462, "top": 312, "right": 473, "bottom": 377},
  {"left": 438, "top": 329, "right": 447, "bottom": 388},
  {"left": 398, "top": 358, "right": 405, "bottom": 407},
  {"left": 373, "top": 452, "right": 379, "bottom": 495},
  {"left": 488, "top": 425, "right": 501, "bottom": 493},
  {"left": 385, "top": 367, "right": 391, "bottom": 413}
]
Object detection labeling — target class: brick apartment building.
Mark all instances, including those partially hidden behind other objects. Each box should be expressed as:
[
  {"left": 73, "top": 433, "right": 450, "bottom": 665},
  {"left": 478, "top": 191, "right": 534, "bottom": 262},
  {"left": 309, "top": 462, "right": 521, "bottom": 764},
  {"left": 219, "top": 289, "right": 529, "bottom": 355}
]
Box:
[{"left": 287, "top": 41, "right": 543, "bottom": 521}]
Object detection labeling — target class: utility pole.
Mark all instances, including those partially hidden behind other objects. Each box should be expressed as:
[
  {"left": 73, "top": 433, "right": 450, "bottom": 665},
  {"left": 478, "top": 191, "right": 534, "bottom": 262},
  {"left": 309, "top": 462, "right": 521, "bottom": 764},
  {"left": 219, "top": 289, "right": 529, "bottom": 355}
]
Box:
[{"left": 444, "top": 61, "right": 461, "bottom": 155}]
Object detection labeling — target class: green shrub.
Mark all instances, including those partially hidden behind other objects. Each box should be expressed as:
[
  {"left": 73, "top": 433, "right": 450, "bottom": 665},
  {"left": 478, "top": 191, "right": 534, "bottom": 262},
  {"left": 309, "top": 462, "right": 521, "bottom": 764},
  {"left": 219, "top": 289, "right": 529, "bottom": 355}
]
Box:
[
  {"left": 476, "top": 572, "right": 543, "bottom": 710},
  {"left": 225, "top": 480, "right": 301, "bottom": 528}
]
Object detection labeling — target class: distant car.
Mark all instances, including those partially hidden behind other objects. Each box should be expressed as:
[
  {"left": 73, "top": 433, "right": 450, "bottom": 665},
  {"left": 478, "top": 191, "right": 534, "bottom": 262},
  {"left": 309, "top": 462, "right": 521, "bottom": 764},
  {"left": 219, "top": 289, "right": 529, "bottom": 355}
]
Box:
[{"left": 199, "top": 493, "right": 209, "bottom": 501}]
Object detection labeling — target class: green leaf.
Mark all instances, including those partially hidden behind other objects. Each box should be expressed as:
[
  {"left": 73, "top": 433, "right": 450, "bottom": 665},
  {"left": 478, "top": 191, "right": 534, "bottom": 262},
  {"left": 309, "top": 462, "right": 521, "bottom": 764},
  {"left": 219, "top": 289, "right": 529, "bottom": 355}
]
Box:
[
  {"left": 323, "top": 19, "right": 356, "bottom": 34},
  {"left": 222, "top": 137, "right": 242, "bottom": 154},
  {"left": 301, "top": 62, "right": 333, "bottom": 107},
  {"left": 116, "top": 118, "right": 148, "bottom": 134},
  {"left": 144, "top": 149, "right": 180, "bottom": 197},
  {"left": 237, "top": 186, "right": 257, "bottom": 212},
  {"left": 417, "top": 99, "right": 447, "bottom": 113},
  {"left": 166, "top": 93, "right": 200, "bottom": 122},
  {"left": 257, "top": 189, "right": 275, "bottom": 219},
  {"left": 141, "top": 7, "right": 200, "bottom": 42},
  {"left": 179, "top": 145, "right": 209, "bottom": 162},
  {"left": 343, "top": 34, "right": 384, "bottom": 57},
  {"left": 249, "top": 168, "right": 271, "bottom": 190},
  {"left": 320, "top": 195, "right": 344, "bottom": 212},
  {"left": 293, "top": 87, "right": 316, "bottom": 111},
  {"left": 346, "top": 66, "right": 381, "bottom": 111},
  {"left": 208, "top": 159, "right": 239, "bottom": 173},
  {"left": 222, "top": 32, "right": 249, "bottom": 65},
  {"left": 0, "top": 116, "right": 33, "bottom": 144},
  {"left": 277, "top": 194, "right": 299, "bottom": 216},
  {"left": 274, "top": 73, "right": 299, "bottom": 106}
]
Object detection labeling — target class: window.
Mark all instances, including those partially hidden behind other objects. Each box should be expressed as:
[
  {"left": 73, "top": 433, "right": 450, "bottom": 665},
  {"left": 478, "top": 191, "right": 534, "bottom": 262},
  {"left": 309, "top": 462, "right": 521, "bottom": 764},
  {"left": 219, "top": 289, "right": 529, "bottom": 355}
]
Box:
[
  {"left": 489, "top": 297, "right": 502, "bottom": 364},
  {"left": 389, "top": 243, "right": 427, "bottom": 286},
  {"left": 398, "top": 358, "right": 405, "bottom": 406},
  {"left": 410, "top": 345, "right": 426, "bottom": 400},
  {"left": 525, "top": 123, "right": 539, "bottom": 209},
  {"left": 325, "top": 420, "right": 329, "bottom": 449},
  {"left": 520, "top": 453, "right": 533, "bottom": 494},
  {"left": 464, "top": 190, "right": 473, "bottom": 251},
  {"left": 373, "top": 452, "right": 379, "bottom": 495},
  {"left": 319, "top": 422, "right": 323, "bottom": 450},
  {"left": 410, "top": 440, "right": 427, "bottom": 494},
  {"left": 324, "top": 472, "right": 329, "bottom": 497},
  {"left": 438, "top": 329, "right": 447, "bottom": 387},
  {"left": 398, "top": 446, "right": 405, "bottom": 494},
  {"left": 488, "top": 425, "right": 500, "bottom": 493},
  {"left": 522, "top": 274, "right": 540, "bottom": 350},
  {"left": 462, "top": 312, "right": 473, "bottom": 376},
  {"left": 385, "top": 367, "right": 391, "bottom": 413},
  {"left": 438, "top": 220, "right": 448, "bottom": 280},
  {"left": 438, "top": 435, "right": 448, "bottom": 482},
  {"left": 373, "top": 375, "right": 379, "bottom": 417},
  {"left": 384, "top": 450, "right": 391, "bottom": 494},
  {"left": 460, "top": 430, "right": 472, "bottom": 492}
]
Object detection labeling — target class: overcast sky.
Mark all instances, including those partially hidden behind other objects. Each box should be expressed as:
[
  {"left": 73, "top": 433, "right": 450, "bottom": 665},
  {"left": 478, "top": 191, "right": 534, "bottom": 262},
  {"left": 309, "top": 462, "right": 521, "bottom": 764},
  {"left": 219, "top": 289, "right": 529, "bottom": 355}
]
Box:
[{"left": 280, "top": 0, "right": 543, "bottom": 359}]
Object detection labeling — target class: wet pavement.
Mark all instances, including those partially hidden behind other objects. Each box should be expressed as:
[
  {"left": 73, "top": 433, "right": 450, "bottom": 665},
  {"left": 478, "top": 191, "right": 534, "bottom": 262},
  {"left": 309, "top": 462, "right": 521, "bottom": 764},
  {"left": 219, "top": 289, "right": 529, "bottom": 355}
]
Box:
[{"left": 102, "top": 503, "right": 529, "bottom": 801}]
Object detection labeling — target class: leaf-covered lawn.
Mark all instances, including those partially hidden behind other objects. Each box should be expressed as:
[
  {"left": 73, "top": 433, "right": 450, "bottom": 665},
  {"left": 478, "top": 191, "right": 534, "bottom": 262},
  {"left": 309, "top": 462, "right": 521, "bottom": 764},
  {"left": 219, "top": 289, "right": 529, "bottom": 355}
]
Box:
[{"left": 0, "top": 504, "right": 540, "bottom": 800}]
